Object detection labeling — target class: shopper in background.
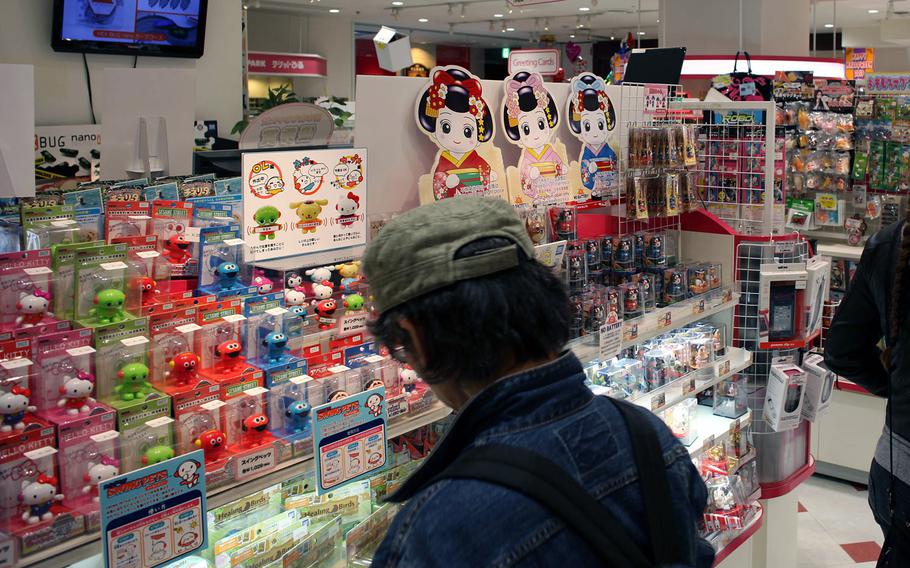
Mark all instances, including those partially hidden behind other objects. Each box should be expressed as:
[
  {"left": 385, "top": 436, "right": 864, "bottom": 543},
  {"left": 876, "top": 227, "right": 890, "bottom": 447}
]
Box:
[
  {"left": 364, "top": 197, "right": 713, "bottom": 567},
  {"left": 826, "top": 219, "right": 910, "bottom": 566}
]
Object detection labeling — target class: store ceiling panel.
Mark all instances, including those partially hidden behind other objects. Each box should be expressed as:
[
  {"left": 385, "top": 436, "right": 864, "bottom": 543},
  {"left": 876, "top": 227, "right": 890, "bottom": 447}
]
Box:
[{"left": 255, "top": 0, "right": 660, "bottom": 42}]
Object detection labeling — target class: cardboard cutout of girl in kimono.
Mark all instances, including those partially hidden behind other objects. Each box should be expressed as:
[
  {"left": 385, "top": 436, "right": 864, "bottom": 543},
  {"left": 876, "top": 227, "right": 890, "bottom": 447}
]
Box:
[
  {"left": 502, "top": 71, "right": 570, "bottom": 206},
  {"left": 415, "top": 66, "right": 507, "bottom": 204},
  {"left": 566, "top": 72, "right": 619, "bottom": 201}
]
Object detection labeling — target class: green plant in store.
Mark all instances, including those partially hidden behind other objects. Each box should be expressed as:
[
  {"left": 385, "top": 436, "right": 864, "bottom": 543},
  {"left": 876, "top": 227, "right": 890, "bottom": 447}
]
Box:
[
  {"left": 232, "top": 84, "right": 300, "bottom": 134},
  {"left": 301, "top": 96, "right": 353, "bottom": 128}
]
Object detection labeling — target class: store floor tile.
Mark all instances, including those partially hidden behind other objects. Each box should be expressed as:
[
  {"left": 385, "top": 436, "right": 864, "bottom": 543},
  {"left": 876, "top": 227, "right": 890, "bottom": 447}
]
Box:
[
  {"left": 796, "top": 475, "right": 885, "bottom": 567},
  {"left": 840, "top": 541, "right": 882, "bottom": 563}
]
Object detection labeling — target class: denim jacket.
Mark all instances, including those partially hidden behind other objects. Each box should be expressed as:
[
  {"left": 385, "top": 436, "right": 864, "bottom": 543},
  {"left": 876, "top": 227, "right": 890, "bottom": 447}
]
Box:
[{"left": 371, "top": 352, "right": 714, "bottom": 567}]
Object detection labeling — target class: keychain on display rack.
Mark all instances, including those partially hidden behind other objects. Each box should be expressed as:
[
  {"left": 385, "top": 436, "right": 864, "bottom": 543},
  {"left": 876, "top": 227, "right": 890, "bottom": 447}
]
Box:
[
  {"left": 502, "top": 71, "right": 571, "bottom": 207},
  {"left": 414, "top": 65, "right": 507, "bottom": 203},
  {"left": 566, "top": 72, "right": 619, "bottom": 202},
  {"left": 242, "top": 148, "right": 368, "bottom": 262}
]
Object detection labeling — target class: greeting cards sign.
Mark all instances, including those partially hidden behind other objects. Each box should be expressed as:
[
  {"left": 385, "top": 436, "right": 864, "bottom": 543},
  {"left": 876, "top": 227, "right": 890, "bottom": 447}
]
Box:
[
  {"left": 242, "top": 148, "right": 367, "bottom": 261},
  {"left": 100, "top": 450, "right": 207, "bottom": 568},
  {"left": 313, "top": 386, "right": 388, "bottom": 494}
]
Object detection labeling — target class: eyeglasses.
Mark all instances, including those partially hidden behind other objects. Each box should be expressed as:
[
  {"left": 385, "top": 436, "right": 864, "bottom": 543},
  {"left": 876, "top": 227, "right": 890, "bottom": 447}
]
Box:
[{"left": 389, "top": 344, "right": 409, "bottom": 364}]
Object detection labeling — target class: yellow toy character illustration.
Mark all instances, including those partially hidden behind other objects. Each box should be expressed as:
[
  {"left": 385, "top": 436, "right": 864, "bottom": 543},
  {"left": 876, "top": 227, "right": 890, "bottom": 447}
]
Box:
[{"left": 290, "top": 199, "right": 329, "bottom": 233}]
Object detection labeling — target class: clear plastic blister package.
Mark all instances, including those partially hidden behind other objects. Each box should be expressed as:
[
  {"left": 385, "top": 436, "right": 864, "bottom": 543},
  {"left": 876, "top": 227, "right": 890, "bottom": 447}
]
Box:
[{"left": 33, "top": 328, "right": 99, "bottom": 419}]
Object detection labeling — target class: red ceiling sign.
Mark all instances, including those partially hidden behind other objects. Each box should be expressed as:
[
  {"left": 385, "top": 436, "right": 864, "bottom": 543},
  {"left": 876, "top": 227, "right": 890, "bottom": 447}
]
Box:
[{"left": 247, "top": 52, "right": 327, "bottom": 77}]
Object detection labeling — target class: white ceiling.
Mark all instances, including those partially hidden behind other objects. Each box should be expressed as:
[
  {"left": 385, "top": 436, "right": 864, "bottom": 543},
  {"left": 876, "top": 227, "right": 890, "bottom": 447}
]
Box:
[
  {"left": 250, "top": 0, "right": 909, "bottom": 46},
  {"left": 255, "top": 0, "right": 660, "bottom": 44}
]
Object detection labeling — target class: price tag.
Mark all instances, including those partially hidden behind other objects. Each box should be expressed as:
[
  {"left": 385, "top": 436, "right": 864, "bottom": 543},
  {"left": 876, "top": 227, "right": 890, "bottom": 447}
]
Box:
[
  {"left": 176, "top": 323, "right": 202, "bottom": 334},
  {"left": 598, "top": 322, "right": 623, "bottom": 361},
  {"left": 135, "top": 250, "right": 160, "bottom": 259},
  {"left": 222, "top": 314, "right": 247, "bottom": 323},
  {"left": 691, "top": 299, "right": 705, "bottom": 315},
  {"left": 265, "top": 307, "right": 289, "bottom": 316},
  {"left": 90, "top": 431, "right": 120, "bottom": 443},
  {"left": 289, "top": 374, "right": 314, "bottom": 385},
  {"left": 244, "top": 387, "right": 269, "bottom": 397},
  {"left": 100, "top": 261, "right": 129, "bottom": 271},
  {"left": 224, "top": 238, "right": 245, "bottom": 247},
  {"left": 650, "top": 392, "right": 666, "bottom": 412},
  {"left": 24, "top": 447, "right": 57, "bottom": 460},
  {"left": 23, "top": 267, "right": 52, "bottom": 276},
  {"left": 146, "top": 417, "right": 175, "bottom": 428},
  {"left": 66, "top": 346, "right": 96, "bottom": 357},
  {"left": 364, "top": 355, "right": 385, "bottom": 364},
  {"left": 121, "top": 336, "right": 150, "bottom": 347},
  {"left": 201, "top": 400, "right": 227, "bottom": 411},
  {"left": 0, "top": 358, "right": 32, "bottom": 370},
  {"left": 51, "top": 219, "right": 78, "bottom": 227},
  {"left": 328, "top": 365, "right": 351, "bottom": 374},
  {"left": 657, "top": 311, "right": 673, "bottom": 329},
  {"left": 681, "top": 378, "right": 696, "bottom": 396},
  {"left": 127, "top": 215, "right": 153, "bottom": 221}
]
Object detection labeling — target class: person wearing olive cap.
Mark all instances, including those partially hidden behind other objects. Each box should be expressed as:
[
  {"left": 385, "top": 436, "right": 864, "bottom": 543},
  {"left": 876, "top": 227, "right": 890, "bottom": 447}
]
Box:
[{"left": 366, "top": 198, "right": 713, "bottom": 568}]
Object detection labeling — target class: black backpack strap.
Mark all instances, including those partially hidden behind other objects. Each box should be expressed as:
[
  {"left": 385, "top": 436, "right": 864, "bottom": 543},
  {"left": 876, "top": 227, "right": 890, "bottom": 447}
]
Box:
[
  {"left": 608, "top": 397, "right": 685, "bottom": 565},
  {"left": 431, "top": 443, "right": 652, "bottom": 568}
]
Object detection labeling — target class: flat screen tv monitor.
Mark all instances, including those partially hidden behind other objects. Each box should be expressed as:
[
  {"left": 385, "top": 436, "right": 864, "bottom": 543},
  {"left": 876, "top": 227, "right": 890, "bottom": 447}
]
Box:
[
  {"left": 51, "top": 0, "right": 208, "bottom": 58},
  {"left": 623, "top": 47, "right": 687, "bottom": 85}
]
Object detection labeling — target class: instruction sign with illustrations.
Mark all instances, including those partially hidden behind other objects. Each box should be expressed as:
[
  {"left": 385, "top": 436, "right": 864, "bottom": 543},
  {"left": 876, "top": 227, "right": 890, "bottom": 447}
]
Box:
[
  {"left": 100, "top": 450, "right": 207, "bottom": 568},
  {"left": 313, "top": 386, "right": 388, "bottom": 494},
  {"left": 242, "top": 148, "right": 367, "bottom": 261}
]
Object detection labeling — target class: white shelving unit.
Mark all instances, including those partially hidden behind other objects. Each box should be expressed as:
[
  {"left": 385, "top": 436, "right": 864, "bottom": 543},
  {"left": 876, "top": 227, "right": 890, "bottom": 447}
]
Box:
[
  {"left": 18, "top": 403, "right": 452, "bottom": 568},
  {"left": 816, "top": 242, "right": 864, "bottom": 262}
]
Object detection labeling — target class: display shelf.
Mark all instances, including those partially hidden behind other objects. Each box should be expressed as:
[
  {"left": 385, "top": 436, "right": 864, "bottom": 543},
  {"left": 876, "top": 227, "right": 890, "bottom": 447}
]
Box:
[
  {"left": 631, "top": 347, "right": 752, "bottom": 413},
  {"left": 759, "top": 455, "right": 816, "bottom": 500},
  {"left": 800, "top": 228, "right": 868, "bottom": 245},
  {"left": 18, "top": 403, "right": 452, "bottom": 568},
  {"left": 711, "top": 503, "right": 765, "bottom": 567},
  {"left": 570, "top": 290, "right": 740, "bottom": 363},
  {"left": 684, "top": 406, "right": 752, "bottom": 458},
  {"left": 816, "top": 242, "right": 864, "bottom": 262}
]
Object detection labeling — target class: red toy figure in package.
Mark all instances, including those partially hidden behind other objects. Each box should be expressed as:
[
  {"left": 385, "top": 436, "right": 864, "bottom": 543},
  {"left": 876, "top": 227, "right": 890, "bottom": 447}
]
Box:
[
  {"left": 241, "top": 413, "right": 271, "bottom": 448},
  {"left": 131, "top": 276, "right": 160, "bottom": 306},
  {"left": 169, "top": 352, "right": 200, "bottom": 387},
  {"left": 314, "top": 298, "right": 337, "bottom": 330},
  {"left": 214, "top": 340, "right": 246, "bottom": 374},
  {"left": 163, "top": 234, "right": 192, "bottom": 264},
  {"left": 195, "top": 429, "right": 228, "bottom": 462}
]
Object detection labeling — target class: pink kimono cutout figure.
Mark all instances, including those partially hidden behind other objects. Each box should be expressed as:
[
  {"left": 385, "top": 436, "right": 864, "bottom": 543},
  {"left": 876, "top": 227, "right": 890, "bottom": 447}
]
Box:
[
  {"left": 416, "top": 67, "right": 496, "bottom": 200},
  {"left": 567, "top": 73, "right": 618, "bottom": 199},
  {"left": 502, "top": 71, "right": 564, "bottom": 200}
]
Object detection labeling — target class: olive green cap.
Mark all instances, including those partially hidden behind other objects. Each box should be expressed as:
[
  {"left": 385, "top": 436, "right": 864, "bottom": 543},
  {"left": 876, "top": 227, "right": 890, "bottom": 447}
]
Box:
[{"left": 363, "top": 198, "right": 535, "bottom": 313}]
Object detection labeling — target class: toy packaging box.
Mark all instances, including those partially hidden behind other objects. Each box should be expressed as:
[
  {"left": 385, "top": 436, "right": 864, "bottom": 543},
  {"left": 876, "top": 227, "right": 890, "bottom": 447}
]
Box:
[
  {"left": 55, "top": 411, "right": 118, "bottom": 532},
  {"left": 801, "top": 353, "right": 835, "bottom": 422},
  {"left": 765, "top": 363, "right": 807, "bottom": 432},
  {"left": 758, "top": 263, "right": 808, "bottom": 349},
  {"left": 804, "top": 256, "right": 830, "bottom": 340},
  {"left": 0, "top": 427, "right": 86, "bottom": 557},
  {"left": 0, "top": 250, "right": 57, "bottom": 333}
]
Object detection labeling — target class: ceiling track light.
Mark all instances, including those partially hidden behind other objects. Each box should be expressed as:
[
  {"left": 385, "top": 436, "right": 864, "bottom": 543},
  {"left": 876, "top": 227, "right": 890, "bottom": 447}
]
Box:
[{"left": 460, "top": 3, "right": 466, "bottom": 17}]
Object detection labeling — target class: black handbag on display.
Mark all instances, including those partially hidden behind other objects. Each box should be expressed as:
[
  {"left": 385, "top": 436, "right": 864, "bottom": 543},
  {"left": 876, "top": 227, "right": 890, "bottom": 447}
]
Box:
[
  {"left": 715, "top": 51, "right": 773, "bottom": 102},
  {"left": 432, "top": 397, "right": 692, "bottom": 567}
]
